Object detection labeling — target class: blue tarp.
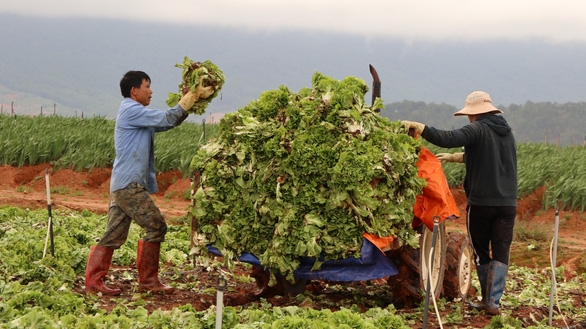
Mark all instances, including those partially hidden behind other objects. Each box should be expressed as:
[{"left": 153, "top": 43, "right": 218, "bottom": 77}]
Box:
[{"left": 207, "top": 238, "right": 398, "bottom": 281}]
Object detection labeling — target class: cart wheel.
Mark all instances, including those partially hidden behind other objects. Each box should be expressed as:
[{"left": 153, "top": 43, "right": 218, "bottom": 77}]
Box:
[
  {"left": 387, "top": 222, "right": 446, "bottom": 305},
  {"left": 442, "top": 232, "right": 473, "bottom": 300}
]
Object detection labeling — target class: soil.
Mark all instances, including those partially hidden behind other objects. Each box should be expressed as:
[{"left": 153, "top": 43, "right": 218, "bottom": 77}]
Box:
[{"left": 1, "top": 164, "right": 585, "bottom": 328}]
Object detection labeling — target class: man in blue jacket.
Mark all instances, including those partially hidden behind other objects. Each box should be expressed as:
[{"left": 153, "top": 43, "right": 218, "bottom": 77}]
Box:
[
  {"left": 403, "top": 91, "right": 517, "bottom": 315},
  {"left": 85, "top": 70, "right": 213, "bottom": 295}
]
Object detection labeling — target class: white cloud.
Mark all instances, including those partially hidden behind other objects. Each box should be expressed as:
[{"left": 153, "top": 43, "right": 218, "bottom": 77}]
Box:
[{"left": 2, "top": 0, "right": 586, "bottom": 42}]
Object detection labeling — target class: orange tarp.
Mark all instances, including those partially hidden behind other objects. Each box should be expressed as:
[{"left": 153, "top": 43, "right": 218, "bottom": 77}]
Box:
[
  {"left": 364, "top": 146, "right": 460, "bottom": 252},
  {"left": 411, "top": 146, "right": 460, "bottom": 229}
]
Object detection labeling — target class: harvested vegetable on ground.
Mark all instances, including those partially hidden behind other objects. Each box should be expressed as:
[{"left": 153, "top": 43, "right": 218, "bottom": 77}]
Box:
[
  {"left": 166, "top": 57, "right": 226, "bottom": 115},
  {"left": 190, "top": 72, "right": 426, "bottom": 281}
]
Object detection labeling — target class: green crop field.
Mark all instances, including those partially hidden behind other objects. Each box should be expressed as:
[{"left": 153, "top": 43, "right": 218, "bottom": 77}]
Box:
[
  {"left": 1, "top": 113, "right": 585, "bottom": 328},
  {"left": 1, "top": 207, "right": 584, "bottom": 328},
  {"left": 0, "top": 114, "right": 219, "bottom": 176},
  {"left": 424, "top": 142, "right": 586, "bottom": 211},
  {"left": 1, "top": 113, "right": 583, "bottom": 211}
]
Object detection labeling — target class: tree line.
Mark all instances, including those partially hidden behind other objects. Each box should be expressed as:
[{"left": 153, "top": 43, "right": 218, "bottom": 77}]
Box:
[{"left": 381, "top": 100, "right": 585, "bottom": 146}]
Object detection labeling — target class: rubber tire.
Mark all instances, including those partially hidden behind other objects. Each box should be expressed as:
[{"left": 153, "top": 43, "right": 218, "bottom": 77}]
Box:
[
  {"left": 442, "top": 232, "right": 473, "bottom": 300},
  {"left": 388, "top": 222, "right": 446, "bottom": 305}
]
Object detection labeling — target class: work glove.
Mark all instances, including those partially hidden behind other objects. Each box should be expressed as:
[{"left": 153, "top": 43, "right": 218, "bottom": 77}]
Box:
[
  {"left": 401, "top": 120, "right": 425, "bottom": 134},
  {"left": 436, "top": 152, "right": 464, "bottom": 163},
  {"left": 178, "top": 78, "right": 215, "bottom": 111},
  {"left": 194, "top": 81, "right": 215, "bottom": 100},
  {"left": 178, "top": 92, "right": 197, "bottom": 111}
]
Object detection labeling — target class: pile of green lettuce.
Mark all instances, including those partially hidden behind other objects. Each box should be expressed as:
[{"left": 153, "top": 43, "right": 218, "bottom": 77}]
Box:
[
  {"left": 189, "top": 72, "right": 426, "bottom": 280},
  {"left": 166, "top": 57, "right": 226, "bottom": 115}
]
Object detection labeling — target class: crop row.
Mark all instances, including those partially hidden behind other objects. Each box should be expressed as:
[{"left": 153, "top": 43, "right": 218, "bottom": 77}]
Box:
[
  {"left": 0, "top": 114, "right": 218, "bottom": 176},
  {"left": 425, "top": 142, "right": 585, "bottom": 211},
  {"left": 0, "top": 207, "right": 413, "bottom": 328},
  {"left": 1, "top": 114, "right": 584, "bottom": 210},
  {"left": 1, "top": 207, "right": 584, "bottom": 328}
]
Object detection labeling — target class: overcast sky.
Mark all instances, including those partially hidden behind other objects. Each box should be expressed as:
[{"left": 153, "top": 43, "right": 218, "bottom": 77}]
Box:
[{"left": 2, "top": 0, "right": 586, "bottom": 42}]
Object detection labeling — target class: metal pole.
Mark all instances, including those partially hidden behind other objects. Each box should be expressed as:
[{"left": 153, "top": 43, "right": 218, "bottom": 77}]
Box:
[
  {"left": 422, "top": 216, "right": 440, "bottom": 329},
  {"left": 548, "top": 207, "right": 560, "bottom": 326},
  {"left": 216, "top": 275, "right": 227, "bottom": 329},
  {"left": 202, "top": 119, "right": 206, "bottom": 143}
]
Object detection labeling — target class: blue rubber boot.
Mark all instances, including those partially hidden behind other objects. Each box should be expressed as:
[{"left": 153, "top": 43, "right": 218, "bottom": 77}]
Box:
[
  {"left": 486, "top": 260, "right": 509, "bottom": 315},
  {"left": 469, "top": 263, "right": 489, "bottom": 310}
]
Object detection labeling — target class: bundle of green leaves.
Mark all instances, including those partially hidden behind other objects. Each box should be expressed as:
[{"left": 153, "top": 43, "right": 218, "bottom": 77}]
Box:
[
  {"left": 190, "top": 72, "right": 426, "bottom": 280},
  {"left": 166, "top": 57, "right": 226, "bottom": 115}
]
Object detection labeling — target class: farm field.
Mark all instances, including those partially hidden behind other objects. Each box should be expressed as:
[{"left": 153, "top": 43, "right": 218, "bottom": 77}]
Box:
[
  {"left": 0, "top": 163, "right": 585, "bottom": 328},
  {"left": 1, "top": 114, "right": 585, "bottom": 328}
]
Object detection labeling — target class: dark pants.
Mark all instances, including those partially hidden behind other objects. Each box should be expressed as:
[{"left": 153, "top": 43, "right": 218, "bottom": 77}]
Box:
[
  {"left": 466, "top": 205, "right": 516, "bottom": 266},
  {"left": 98, "top": 183, "right": 167, "bottom": 249}
]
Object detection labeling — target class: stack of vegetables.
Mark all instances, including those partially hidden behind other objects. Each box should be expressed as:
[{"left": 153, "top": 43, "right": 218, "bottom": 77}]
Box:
[
  {"left": 166, "top": 57, "right": 226, "bottom": 115},
  {"left": 190, "top": 72, "right": 426, "bottom": 280}
]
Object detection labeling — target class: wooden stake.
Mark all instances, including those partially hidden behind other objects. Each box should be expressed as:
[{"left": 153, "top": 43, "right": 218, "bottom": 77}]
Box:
[{"left": 43, "top": 168, "right": 55, "bottom": 258}]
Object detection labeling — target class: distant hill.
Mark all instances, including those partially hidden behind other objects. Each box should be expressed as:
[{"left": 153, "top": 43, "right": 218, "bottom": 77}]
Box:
[{"left": 0, "top": 14, "right": 584, "bottom": 144}]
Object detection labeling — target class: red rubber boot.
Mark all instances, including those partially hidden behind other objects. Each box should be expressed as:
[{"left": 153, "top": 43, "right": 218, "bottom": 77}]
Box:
[
  {"left": 137, "top": 239, "right": 174, "bottom": 294},
  {"left": 85, "top": 245, "right": 122, "bottom": 295}
]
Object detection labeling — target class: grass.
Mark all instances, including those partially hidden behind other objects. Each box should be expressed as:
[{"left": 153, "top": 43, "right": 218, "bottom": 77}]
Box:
[
  {"left": 164, "top": 192, "right": 176, "bottom": 201},
  {"left": 16, "top": 185, "right": 31, "bottom": 193},
  {"left": 513, "top": 219, "right": 552, "bottom": 243},
  {"left": 578, "top": 255, "right": 586, "bottom": 273},
  {"left": 50, "top": 185, "right": 69, "bottom": 194}
]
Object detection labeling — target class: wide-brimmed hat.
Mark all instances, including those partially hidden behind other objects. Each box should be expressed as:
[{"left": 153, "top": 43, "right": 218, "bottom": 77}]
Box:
[{"left": 454, "top": 91, "right": 503, "bottom": 116}]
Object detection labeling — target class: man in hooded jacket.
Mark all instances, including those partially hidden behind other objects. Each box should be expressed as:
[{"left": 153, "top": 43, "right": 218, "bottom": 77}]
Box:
[{"left": 403, "top": 91, "right": 517, "bottom": 315}]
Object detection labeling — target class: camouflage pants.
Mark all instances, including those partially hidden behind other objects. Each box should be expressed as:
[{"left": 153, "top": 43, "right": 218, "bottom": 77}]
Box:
[{"left": 98, "top": 183, "right": 167, "bottom": 249}]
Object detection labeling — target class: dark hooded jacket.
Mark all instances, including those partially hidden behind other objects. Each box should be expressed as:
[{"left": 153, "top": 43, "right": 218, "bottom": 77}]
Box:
[{"left": 421, "top": 115, "right": 517, "bottom": 207}]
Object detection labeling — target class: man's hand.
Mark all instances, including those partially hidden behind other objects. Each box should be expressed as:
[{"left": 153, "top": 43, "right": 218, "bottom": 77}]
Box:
[
  {"left": 193, "top": 77, "right": 215, "bottom": 100},
  {"left": 194, "top": 82, "right": 215, "bottom": 100},
  {"left": 178, "top": 77, "right": 216, "bottom": 111},
  {"left": 178, "top": 92, "right": 197, "bottom": 111},
  {"left": 436, "top": 152, "right": 464, "bottom": 163},
  {"left": 401, "top": 120, "right": 425, "bottom": 134}
]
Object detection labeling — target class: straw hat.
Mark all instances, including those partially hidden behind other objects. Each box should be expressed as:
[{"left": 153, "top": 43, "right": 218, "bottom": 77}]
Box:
[{"left": 454, "top": 91, "right": 503, "bottom": 116}]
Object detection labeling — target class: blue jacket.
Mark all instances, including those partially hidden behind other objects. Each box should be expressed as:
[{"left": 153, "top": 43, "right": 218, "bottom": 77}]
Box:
[{"left": 110, "top": 98, "right": 187, "bottom": 193}]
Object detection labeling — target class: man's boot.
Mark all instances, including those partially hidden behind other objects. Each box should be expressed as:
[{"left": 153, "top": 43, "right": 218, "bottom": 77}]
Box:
[
  {"left": 137, "top": 239, "right": 174, "bottom": 294},
  {"left": 486, "top": 260, "right": 509, "bottom": 315},
  {"left": 85, "top": 245, "right": 122, "bottom": 295},
  {"left": 469, "top": 263, "right": 489, "bottom": 310}
]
